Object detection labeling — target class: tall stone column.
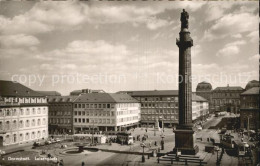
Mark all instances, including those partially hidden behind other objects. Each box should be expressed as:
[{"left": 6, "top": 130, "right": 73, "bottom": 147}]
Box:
[{"left": 173, "top": 9, "right": 198, "bottom": 155}]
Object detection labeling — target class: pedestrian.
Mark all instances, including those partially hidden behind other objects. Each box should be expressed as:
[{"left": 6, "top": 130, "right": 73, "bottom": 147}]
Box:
[
  {"left": 154, "top": 141, "right": 157, "bottom": 146},
  {"left": 82, "top": 161, "right": 85, "bottom": 166}
]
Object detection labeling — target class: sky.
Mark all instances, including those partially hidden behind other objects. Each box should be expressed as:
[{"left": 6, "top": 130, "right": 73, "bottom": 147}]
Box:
[{"left": 0, "top": 1, "right": 259, "bottom": 95}]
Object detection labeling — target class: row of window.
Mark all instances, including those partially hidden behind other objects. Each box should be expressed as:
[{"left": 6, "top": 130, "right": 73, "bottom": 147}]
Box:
[
  {"left": 49, "top": 118, "right": 71, "bottom": 124},
  {"left": 75, "top": 103, "right": 112, "bottom": 109},
  {"left": 212, "top": 93, "right": 240, "bottom": 98},
  {"left": 74, "top": 118, "right": 115, "bottom": 124},
  {"left": 0, "top": 107, "right": 47, "bottom": 117},
  {"left": 142, "top": 109, "right": 178, "bottom": 114},
  {"left": 4, "top": 97, "right": 47, "bottom": 104},
  {"left": 117, "top": 110, "right": 139, "bottom": 116},
  {"left": 212, "top": 99, "right": 240, "bottom": 105},
  {"left": 138, "top": 97, "right": 178, "bottom": 102},
  {"left": 241, "top": 102, "right": 259, "bottom": 108},
  {"left": 49, "top": 111, "right": 71, "bottom": 116},
  {"left": 0, "top": 119, "right": 47, "bottom": 130},
  {"left": 4, "top": 130, "right": 46, "bottom": 144},
  {"left": 141, "top": 103, "right": 178, "bottom": 108},
  {"left": 141, "top": 115, "right": 178, "bottom": 120},
  {"left": 118, "top": 116, "right": 139, "bottom": 122},
  {"left": 74, "top": 110, "right": 114, "bottom": 117}
]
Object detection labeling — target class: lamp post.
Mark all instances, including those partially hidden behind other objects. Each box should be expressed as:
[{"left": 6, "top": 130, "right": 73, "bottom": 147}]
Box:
[
  {"left": 215, "top": 146, "right": 220, "bottom": 165},
  {"left": 246, "top": 115, "right": 252, "bottom": 139},
  {"left": 140, "top": 142, "right": 146, "bottom": 162},
  {"left": 160, "top": 134, "right": 165, "bottom": 150}
]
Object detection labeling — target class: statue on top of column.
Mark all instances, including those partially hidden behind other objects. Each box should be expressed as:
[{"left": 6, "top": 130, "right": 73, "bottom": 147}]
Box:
[{"left": 181, "top": 9, "right": 189, "bottom": 29}]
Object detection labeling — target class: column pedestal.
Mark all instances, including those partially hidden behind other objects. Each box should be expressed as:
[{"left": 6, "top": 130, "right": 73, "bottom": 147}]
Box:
[{"left": 173, "top": 128, "right": 198, "bottom": 155}]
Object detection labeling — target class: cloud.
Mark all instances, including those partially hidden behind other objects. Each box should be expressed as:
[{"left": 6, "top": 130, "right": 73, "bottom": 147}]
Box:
[
  {"left": 202, "top": 13, "right": 258, "bottom": 41},
  {"left": 0, "top": 34, "right": 40, "bottom": 48},
  {"left": 204, "top": 2, "right": 233, "bottom": 21},
  {"left": 247, "top": 30, "right": 258, "bottom": 43},
  {"left": 216, "top": 40, "right": 246, "bottom": 57},
  {"left": 0, "top": 1, "right": 206, "bottom": 35},
  {"left": 249, "top": 54, "right": 259, "bottom": 61}
]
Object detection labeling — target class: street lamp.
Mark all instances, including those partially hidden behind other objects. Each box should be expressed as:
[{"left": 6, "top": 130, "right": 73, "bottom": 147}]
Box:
[
  {"left": 246, "top": 115, "right": 252, "bottom": 139},
  {"left": 140, "top": 142, "right": 146, "bottom": 162},
  {"left": 160, "top": 134, "right": 165, "bottom": 150}
]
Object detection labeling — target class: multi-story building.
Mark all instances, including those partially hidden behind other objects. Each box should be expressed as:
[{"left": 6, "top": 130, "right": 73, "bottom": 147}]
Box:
[
  {"left": 118, "top": 90, "right": 209, "bottom": 128},
  {"left": 0, "top": 80, "right": 48, "bottom": 147},
  {"left": 240, "top": 87, "right": 259, "bottom": 130},
  {"left": 192, "top": 93, "right": 209, "bottom": 122},
  {"left": 73, "top": 93, "right": 140, "bottom": 133},
  {"left": 118, "top": 90, "right": 179, "bottom": 128},
  {"left": 70, "top": 89, "right": 105, "bottom": 96},
  {"left": 47, "top": 96, "right": 79, "bottom": 135},
  {"left": 211, "top": 85, "right": 244, "bottom": 114},
  {"left": 196, "top": 82, "right": 213, "bottom": 113}
]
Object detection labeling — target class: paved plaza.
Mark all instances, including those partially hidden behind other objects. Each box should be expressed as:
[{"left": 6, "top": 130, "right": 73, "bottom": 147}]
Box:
[{"left": 1, "top": 114, "right": 256, "bottom": 166}]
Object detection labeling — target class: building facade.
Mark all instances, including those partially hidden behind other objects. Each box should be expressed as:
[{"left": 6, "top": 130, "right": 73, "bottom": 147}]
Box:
[
  {"left": 47, "top": 96, "right": 78, "bottom": 135},
  {"left": 118, "top": 90, "right": 179, "bottom": 128},
  {"left": 192, "top": 93, "right": 209, "bottom": 122},
  {"left": 240, "top": 87, "right": 259, "bottom": 130},
  {"left": 73, "top": 93, "right": 140, "bottom": 133},
  {"left": 118, "top": 90, "right": 209, "bottom": 128},
  {"left": 196, "top": 81, "right": 213, "bottom": 113},
  {"left": 0, "top": 80, "right": 48, "bottom": 147},
  {"left": 211, "top": 85, "right": 244, "bottom": 114}
]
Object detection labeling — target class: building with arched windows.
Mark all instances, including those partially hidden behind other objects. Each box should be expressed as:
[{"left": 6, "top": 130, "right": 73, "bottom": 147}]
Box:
[
  {"left": 0, "top": 80, "right": 48, "bottom": 147},
  {"left": 211, "top": 85, "right": 244, "bottom": 114}
]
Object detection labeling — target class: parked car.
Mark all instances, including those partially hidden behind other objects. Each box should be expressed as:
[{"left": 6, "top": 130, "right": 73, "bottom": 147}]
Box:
[
  {"left": 45, "top": 141, "right": 52, "bottom": 145},
  {"left": 55, "top": 138, "right": 61, "bottom": 143},
  {"left": 33, "top": 141, "right": 41, "bottom": 147}
]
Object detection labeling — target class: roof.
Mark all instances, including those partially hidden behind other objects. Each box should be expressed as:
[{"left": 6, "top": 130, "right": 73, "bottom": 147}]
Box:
[
  {"left": 0, "top": 80, "right": 44, "bottom": 97},
  {"left": 36, "top": 91, "right": 61, "bottom": 96},
  {"left": 70, "top": 89, "right": 105, "bottom": 95},
  {"left": 74, "top": 93, "right": 139, "bottom": 103},
  {"left": 117, "top": 90, "right": 178, "bottom": 97},
  {"left": 245, "top": 80, "right": 259, "bottom": 90},
  {"left": 192, "top": 93, "right": 208, "bottom": 102},
  {"left": 241, "top": 87, "right": 259, "bottom": 95},
  {"left": 47, "top": 96, "right": 79, "bottom": 103},
  {"left": 213, "top": 86, "right": 243, "bottom": 91}
]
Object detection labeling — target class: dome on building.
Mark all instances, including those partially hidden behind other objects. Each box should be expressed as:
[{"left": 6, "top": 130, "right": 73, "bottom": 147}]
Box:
[
  {"left": 196, "top": 81, "right": 212, "bottom": 92},
  {"left": 245, "top": 80, "right": 259, "bottom": 90}
]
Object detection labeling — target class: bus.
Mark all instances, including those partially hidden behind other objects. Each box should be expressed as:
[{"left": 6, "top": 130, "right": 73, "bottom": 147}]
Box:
[{"left": 116, "top": 132, "right": 134, "bottom": 145}]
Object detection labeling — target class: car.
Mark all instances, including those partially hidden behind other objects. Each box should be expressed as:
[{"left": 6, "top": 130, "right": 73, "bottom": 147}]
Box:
[
  {"left": 33, "top": 141, "right": 41, "bottom": 147},
  {"left": 197, "top": 126, "right": 202, "bottom": 131},
  {"left": 55, "top": 138, "right": 61, "bottom": 143},
  {"left": 45, "top": 141, "right": 52, "bottom": 145}
]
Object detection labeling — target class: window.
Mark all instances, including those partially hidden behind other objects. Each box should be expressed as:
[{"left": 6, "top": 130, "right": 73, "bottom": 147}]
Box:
[
  {"left": 103, "top": 104, "right": 106, "bottom": 108},
  {"left": 79, "top": 104, "right": 81, "bottom": 108},
  {"left": 74, "top": 104, "right": 77, "bottom": 108},
  {"left": 82, "top": 119, "right": 85, "bottom": 123},
  {"left": 82, "top": 104, "right": 85, "bottom": 108},
  {"left": 75, "top": 118, "right": 77, "bottom": 123},
  {"left": 79, "top": 118, "right": 81, "bottom": 123},
  {"left": 6, "top": 109, "right": 11, "bottom": 116},
  {"left": 26, "top": 120, "right": 30, "bottom": 127},
  {"left": 43, "top": 118, "right": 46, "bottom": 125},
  {"left": 75, "top": 111, "right": 77, "bottom": 115},
  {"left": 37, "top": 119, "right": 41, "bottom": 126},
  {"left": 32, "top": 108, "right": 36, "bottom": 114},
  {"left": 32, "top": 119, "right": 35, "bottom": 126},
  {"left": 107, "top": 104, "right": 110, "bottom": 108},
  {"left": 37, "top": 108, "right": 41, "bottom": 114},
  {"left": 0, "top": 121, "right": 2, "bottom": 130}
]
